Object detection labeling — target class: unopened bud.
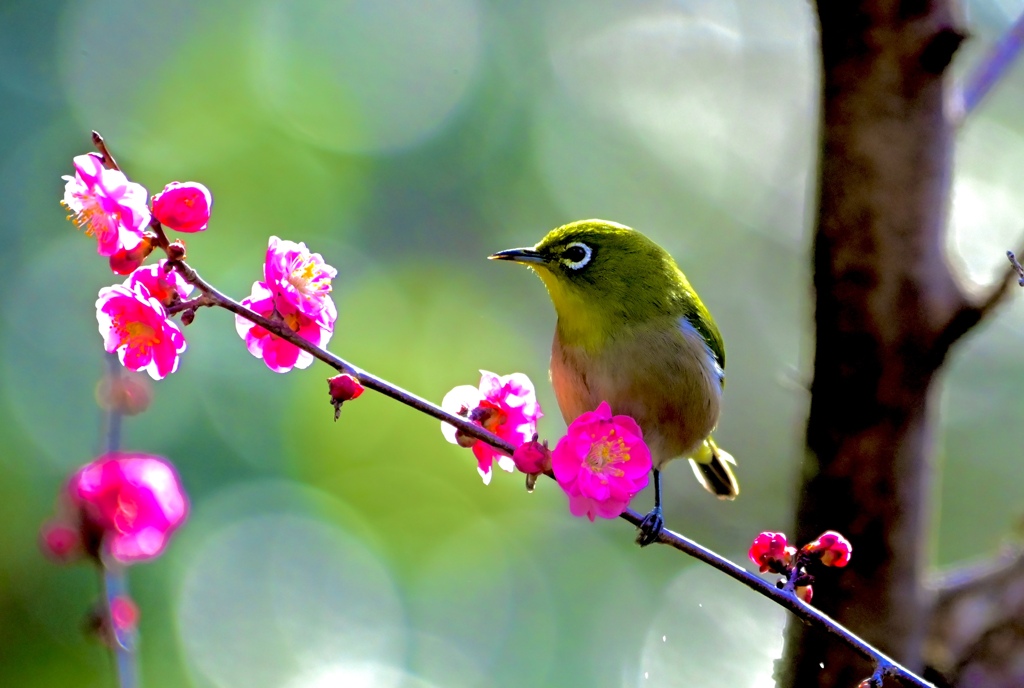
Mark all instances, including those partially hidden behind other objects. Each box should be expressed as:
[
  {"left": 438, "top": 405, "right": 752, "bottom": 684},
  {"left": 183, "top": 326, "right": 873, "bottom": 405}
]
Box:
[
  {"left": 108, "top": 236, "right": 155, "bottom": 275},
  {"left": 513, "top": 437, "right": 551, "bottom": 475},
  {"left": 166, "top": 240, "right": 186, "bottom": 261},
  {"left": 802, "top": 530, "right": 852, "bottom": 568},
  {"left": 328, "top": 374, "right": 365, "bottom": 421},
  {"left": 180, "top": 308, "right": 196, "bottom": 326},
  {"left": 795, "top": 585, "right": 813, "bottom": 603},
  {"left": 454, "top": 428, "right": 478, "bottom": 448}
]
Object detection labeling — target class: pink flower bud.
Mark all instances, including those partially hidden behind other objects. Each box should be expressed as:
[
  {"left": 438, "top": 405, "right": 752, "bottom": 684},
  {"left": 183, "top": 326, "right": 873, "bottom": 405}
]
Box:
[
  {"left": 327, "top": 374, "right": 365, "bottom": 420},
  {"left": 512, "top": 438, "right": 551, "bottom": 475},
  {"left": 328, "top": 374, "right": 365, "bottom": 402},
  {"left": 109, "top": 236, "right": 155, "bottom": 275},
  {"left": 748, "top": 531, "right": 793, "bottom": 573},
  {"left": 796, "top": 584, "right": 813, "bottom": 603},
  {"left": 802, "top": 530, "right": 853, "bottom": 568},
  {"left": 152, "top": 181, "right": 212, "bottom": 233}
]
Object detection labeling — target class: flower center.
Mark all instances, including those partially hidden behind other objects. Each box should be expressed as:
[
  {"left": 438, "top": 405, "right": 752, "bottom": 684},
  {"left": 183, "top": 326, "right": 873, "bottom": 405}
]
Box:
[
  {"left": 116, "top": 320, "right": 158, "bottom": 352},
  {"left": 585, "top": 432, "right": 629, "bottom": 476},
  {"left": 287, "top": 254, "right": 332, "bottom": 299},
  {"left": 64, "top": 194, "right": 115, "bottom": 239}
]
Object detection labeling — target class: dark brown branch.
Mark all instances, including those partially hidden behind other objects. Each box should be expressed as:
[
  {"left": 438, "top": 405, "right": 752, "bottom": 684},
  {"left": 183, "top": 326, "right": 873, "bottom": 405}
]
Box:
[{"left": 926, "top": 548, "right": 1024, "bottom": 683}]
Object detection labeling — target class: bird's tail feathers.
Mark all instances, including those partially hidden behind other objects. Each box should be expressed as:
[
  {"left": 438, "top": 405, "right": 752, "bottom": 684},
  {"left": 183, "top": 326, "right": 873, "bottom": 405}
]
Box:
[{"left": 688, "top": 438, "right": 739, "bottom": 500}]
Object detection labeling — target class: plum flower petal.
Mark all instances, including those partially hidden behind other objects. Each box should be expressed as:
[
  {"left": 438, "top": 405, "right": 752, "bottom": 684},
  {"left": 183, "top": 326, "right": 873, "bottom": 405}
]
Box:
[
  {"left": 235, "top": 281, "right": 333, "bottom": 373},
  {"left": 440, "top": 371, "right": 543, "bottom": 484},
  {"left": 125, "top": 260, "right": 194, "bottom": 306},
  {"left": 264, "top": 236, "right": 337, "bottom": 320},
  {"left": 69, "top": 452, "right": 188, "bottom": 563},
  {"left": 62, "top": 153, "right": 150, "bottom": 256},
  {"left": 551, "top": 401, "right": 651, "bottom": 521},
  {"left": 97, "top": 283, "right": 186, "bottom": 380},
  {"left": 151, "top": 181, "right": 212, "bottom": 233}
]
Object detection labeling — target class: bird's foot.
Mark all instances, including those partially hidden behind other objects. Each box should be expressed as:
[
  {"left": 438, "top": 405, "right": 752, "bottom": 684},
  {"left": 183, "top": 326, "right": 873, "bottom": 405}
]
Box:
[{"left": 635, "top": 507, "right": 664, "bottom": 547}]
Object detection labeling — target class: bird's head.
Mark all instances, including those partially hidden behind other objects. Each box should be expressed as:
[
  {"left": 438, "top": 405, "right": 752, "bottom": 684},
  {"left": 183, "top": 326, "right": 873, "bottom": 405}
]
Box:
[{"left": 490, "top": 219, "right": 697, "bottom": 349}]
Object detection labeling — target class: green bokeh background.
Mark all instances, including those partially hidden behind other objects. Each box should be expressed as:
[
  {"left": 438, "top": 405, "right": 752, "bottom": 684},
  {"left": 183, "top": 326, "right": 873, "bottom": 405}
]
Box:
[{"left": 2, "top": 1, "right": 1024, "bottom": 686}]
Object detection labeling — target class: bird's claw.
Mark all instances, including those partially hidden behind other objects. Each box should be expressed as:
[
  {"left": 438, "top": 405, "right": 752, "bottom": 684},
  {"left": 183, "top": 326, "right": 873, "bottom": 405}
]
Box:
[{"left": 635, "top": 507, "right": 664, "bottom": 547}]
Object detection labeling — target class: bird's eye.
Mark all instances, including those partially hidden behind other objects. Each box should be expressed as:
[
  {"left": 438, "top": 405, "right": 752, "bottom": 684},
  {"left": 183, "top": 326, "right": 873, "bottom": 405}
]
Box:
[{"left": 560, "top": 242, "right": 592, "bottom": 270}]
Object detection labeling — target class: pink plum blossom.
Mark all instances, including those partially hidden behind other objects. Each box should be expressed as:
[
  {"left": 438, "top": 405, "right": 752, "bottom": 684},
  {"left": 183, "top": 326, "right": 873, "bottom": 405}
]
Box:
[
  {"left": 263, "top": 236, "right": 337, "bottom": 320},
  {"left": 151, "top": 181, "right": 212, "bottom": 233},
  {"left": 62, "top": 153, "right": 150, "bottom": 256},
  {"left": 68, "top": 452, "right": 188, "bottom": 563},
  {"left": 97, "top": 284, "right": 187, "bottom": 380},
  {"left": 551, "top": 401, "right": 651, "bottom": 521},
  {"left": 125, "top": 260, "right": 193, "bottom": 307},
  {"left": 235, "top": 281, "right": 334, "bottom": 373},
  {"left": 441, "top": 371, "right": 543, "bottom": 484}
]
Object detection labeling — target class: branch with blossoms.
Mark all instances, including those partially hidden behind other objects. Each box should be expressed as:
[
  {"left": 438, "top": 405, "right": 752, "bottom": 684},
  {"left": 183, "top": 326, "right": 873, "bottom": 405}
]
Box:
[{"left": 48, "top": 132, "right": 935, "bottom": 688}]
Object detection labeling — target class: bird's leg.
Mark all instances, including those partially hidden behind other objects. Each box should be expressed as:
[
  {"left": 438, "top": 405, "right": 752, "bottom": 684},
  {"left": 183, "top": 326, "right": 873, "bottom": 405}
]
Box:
[{"left": 636, "top": 469, "right": 665, "bottom": 547}]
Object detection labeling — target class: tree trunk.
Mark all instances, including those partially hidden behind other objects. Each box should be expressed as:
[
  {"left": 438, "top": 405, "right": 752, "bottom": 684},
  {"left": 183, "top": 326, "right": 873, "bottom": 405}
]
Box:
[{"left": 781, "top": 2, "right": 970, "bottom": 685}]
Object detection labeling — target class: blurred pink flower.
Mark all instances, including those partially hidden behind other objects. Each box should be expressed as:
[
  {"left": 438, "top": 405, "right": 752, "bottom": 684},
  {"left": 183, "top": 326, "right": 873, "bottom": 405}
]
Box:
[
  {"left": 110, "top": 596, "right": 140, "bottom": 633},
  {"left": 263, "top": 236, "right": 337, "bottom": 320},
  {"left": 69, "top": 452, "right": 188, "bottom": 563},
  {"left": 551, "top": 401, "right": 651, "bottom": 521},
  {"left": 97, "top": 284, "right": 187, "bottom": 380},
  {"left": 40, "top": 522, "right": 82, "bottom": 563},
  {"left": 235, "top": 281, "right": 334, "bottom": 373},
  {"left": 125, "top": 260, "right": 194, "bottom": 307},
  {"left": 62, "top": 153, "right": 150, "bottom": 256},
  {"left": 441, "top": 371, "right": 542, "bottom": 484},
  {"left": 151, "top": 181, "right": 212, "bottom": 233}
]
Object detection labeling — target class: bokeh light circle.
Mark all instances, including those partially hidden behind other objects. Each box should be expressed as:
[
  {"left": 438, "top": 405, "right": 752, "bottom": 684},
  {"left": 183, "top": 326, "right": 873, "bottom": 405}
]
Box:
[
  {"left": 252, "top": 0, "right": 483, "bottom": 154},
  {"left": 177, "top": 512, "right": 406, "bottom": 688},
  {"left": 635, "top": 564, "right": 785, "bottom": 687}
]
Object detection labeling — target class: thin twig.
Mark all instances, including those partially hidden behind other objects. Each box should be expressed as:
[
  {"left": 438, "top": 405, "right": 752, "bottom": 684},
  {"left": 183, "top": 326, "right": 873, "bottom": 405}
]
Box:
[
  {"left": 953, "top": 11, "right": 1024, "bottom": 123},
  {"left": 101, "top": 355, "right": 138, "bottom": 688},
  {"left": 167, "top": 258, "right": 934, "bottom": 688}
]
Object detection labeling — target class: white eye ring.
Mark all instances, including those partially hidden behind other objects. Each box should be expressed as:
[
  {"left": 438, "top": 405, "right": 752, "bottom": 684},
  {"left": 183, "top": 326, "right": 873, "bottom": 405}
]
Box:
[{"left": 561, "top": 242, "right": 592, "bottom": 270}]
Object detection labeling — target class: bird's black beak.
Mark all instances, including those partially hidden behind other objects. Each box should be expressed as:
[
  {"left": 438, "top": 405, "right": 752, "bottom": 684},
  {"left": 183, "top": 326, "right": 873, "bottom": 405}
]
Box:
[{"left": 488, "top": 247, "right": 546, "bottom": 265}]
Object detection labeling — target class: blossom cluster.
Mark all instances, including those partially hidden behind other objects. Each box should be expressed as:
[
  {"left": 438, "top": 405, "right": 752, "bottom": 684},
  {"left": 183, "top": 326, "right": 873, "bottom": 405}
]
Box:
[
  {"left": 747, "top": 530, "right": 853, "bottom": 603},
  {"left": 62, "top": 152, "right": 339, "bottom": 378},
  {"left": 441, "top": 372, "right": 651, "bottom": 520}
]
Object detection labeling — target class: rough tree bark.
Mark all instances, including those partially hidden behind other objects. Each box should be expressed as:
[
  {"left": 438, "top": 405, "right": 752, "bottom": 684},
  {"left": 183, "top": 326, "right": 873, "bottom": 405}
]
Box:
[{"left": 776, "top": 1, "right": 1010, "bottom": 685}]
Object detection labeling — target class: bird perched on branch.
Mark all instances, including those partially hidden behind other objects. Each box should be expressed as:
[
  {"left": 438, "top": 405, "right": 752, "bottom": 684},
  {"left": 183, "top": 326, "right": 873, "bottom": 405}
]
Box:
[{"left": 490, "top": 219, "right": 737, "bottom": 545}]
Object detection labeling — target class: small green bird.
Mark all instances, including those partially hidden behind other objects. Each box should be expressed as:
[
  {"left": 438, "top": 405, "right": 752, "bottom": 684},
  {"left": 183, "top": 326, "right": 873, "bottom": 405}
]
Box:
[{"left": 490, "top": 219, "right": 738, "bottom": 545}]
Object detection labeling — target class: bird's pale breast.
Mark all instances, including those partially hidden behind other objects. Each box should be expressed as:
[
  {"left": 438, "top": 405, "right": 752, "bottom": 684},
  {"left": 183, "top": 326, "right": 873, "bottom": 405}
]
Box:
[{"left": 550, "top": 316, "right": 722, "bottom": 470}]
